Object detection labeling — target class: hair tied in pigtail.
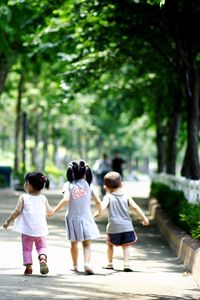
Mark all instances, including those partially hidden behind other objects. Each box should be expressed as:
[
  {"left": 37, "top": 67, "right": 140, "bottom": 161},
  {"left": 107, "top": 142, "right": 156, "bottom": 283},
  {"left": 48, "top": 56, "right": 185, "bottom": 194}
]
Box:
[
  {"left": 69, "top": 162, "right": 73, "bottom": 169},
  {"left": 67, "top": 161, "right": 75, "bottom": 183}
]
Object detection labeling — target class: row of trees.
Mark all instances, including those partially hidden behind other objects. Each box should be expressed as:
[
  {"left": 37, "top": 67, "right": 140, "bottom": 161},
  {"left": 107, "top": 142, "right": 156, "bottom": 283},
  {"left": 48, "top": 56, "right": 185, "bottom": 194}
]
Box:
[{"left": 0, "top": 0, "right": 200, "bottom": 179}]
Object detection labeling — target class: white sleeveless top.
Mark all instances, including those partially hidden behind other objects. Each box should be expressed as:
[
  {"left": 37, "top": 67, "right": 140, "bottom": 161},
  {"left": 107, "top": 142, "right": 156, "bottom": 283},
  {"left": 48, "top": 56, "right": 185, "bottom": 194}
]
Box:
[{"left": 13, "top": 193, "right": 49, "bottom": 237}]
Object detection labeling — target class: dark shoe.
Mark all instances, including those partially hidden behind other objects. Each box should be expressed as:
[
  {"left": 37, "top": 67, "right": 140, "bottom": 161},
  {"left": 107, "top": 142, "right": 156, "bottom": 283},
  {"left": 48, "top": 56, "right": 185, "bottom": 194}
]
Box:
[
  {"left": 24, "top": 268, "right": 32, "bottom": 275},
  {"left": 124, "top": 267, "right": 133, "bottom": 272},
  {"left": 103, "top": 264, "right": 114, "bottom": 270},
  {"left": 71, "top": 266, "right": 78, "bottom": 273}
]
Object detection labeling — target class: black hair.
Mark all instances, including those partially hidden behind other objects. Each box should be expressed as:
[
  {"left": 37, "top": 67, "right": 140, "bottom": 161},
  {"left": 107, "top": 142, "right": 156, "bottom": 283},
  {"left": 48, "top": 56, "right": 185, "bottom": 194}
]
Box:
[
  {"left": 66, "top": 160, "right": 93, "bottom": 185},
  {"left": 104, "top": 171, "right": 122, "bottom": 189},
  {"left": 25, "top": 171, "right": 50, "bottom": 191}
]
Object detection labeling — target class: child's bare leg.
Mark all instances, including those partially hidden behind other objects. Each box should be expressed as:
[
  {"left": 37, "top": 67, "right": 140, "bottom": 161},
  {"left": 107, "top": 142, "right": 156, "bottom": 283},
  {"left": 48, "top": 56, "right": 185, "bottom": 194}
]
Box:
[
  {"left": 122, "top": 245, "right": 130, "bottom": 265},
  {"left": 82, "top": 240, "right": 93, "bottom": 274},
  {"left": 71, "top": 241, "right": 78, "bottom": 270},
  {"left": 122, "top": 245, "right": 133, "bottom": 272},
  {"left": 107, "top": 243, "right": 114, "bottom": 267},
  {"left": 82, "top": 240, "right": 91, "bottom": 265}
]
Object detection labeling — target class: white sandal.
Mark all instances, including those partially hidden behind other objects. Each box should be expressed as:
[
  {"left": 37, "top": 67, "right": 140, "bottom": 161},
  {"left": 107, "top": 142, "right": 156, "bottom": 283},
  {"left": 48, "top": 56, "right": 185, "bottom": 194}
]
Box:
[{"left": 84, "top": 264, "right": 94, "bottom": 275}]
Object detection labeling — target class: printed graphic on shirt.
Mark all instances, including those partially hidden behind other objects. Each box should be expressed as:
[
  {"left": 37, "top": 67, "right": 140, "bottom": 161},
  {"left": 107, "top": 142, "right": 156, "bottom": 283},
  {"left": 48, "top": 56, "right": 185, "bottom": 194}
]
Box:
[{"left": 72, "top": 187, "right": 87, "bottom": 200}]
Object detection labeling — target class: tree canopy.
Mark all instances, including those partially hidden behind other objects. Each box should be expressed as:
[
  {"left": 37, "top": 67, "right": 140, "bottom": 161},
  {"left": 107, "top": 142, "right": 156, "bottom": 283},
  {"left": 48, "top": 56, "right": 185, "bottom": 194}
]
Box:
[{"left": 0, "top": 0, "right": 200, "bottom": 182}]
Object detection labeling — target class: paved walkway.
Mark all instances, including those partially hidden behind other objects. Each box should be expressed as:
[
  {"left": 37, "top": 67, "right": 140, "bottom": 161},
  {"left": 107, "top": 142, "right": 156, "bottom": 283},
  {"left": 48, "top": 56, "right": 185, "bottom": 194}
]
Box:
[{"left": 0, "top": 183, "right": 199, "bottom": 300}]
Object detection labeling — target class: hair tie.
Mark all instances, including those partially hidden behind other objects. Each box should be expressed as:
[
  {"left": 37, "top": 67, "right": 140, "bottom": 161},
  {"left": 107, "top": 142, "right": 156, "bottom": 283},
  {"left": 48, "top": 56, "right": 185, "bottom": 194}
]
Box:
[{"left": 41, "top": 175, "right": 47, "bottom": 182}]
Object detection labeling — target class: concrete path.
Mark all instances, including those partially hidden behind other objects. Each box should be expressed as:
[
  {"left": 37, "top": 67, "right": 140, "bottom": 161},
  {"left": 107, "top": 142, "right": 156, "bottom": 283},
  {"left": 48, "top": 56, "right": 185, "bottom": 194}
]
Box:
[{"left": 0, "top": 184, "right": 199, "bottom": 300}]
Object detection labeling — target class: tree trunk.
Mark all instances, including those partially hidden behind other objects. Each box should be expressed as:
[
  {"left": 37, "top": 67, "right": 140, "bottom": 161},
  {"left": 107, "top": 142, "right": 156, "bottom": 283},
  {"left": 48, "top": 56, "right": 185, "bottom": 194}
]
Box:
[
  {"left": 156, "top": 99, "right": 166, "bottom": 173},
  {"left": 22, "top": 112, "right": 28, "bottom": 174},
  {"left": 163, "top": 0, "right": 200, "bottom": 178},
  {"left": 156, "top": 126, "right": 166, "bottom": 173},
  {"left": 181, "top": 145, "right": 191, "bottom": 178},
  {"left": 42, "top": 129, "right": 49, "bottom": 171},
  {"left": 77, "top": 129, "right": 87, "bottom": 159},
  {"left": 166, "top": 92, "right": 181, "bottom": 175},
  {"left": 33, "top": 112, "right": 40, "bottom": 169},
  {"left": 184, "top": 62, "right": 200, "bottom": 179},
  {"left": 14, "top": 73, "right": 23, "bottom": 173},
  {"left": 52, "top": 126, "right": 58, "bottom": 165},
  {"left": 0, "top": 55, "right": 9, "bottom": 96}
]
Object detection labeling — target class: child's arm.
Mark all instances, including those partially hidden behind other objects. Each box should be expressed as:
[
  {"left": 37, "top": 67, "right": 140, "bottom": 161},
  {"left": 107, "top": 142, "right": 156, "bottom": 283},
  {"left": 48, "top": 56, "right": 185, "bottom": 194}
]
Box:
[
  {"left": 94, "top": 194, "right": 109, "bottom": 217},
  {"left": 128, "top": 197, "right": 149, "bottom": 226},
  {"left": 92, "top": 188, "right": 102, "bottom": 217},
  {"left": 3, "top": 195, "right": 23, "bottom": 229},
  {"left": 54, "top": 198, "right": 68, "bottom": 214},
  {"left": 45, "top": 199, "right": 54, "bottom": 217},
  {"left": 52, "top": 191, "right": 69, "bottom": 215}
]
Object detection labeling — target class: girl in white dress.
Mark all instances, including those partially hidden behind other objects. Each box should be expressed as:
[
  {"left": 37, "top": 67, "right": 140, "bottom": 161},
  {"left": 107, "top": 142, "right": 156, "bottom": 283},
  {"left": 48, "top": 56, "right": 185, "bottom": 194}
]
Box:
[
  {"left": 3, "top": 172, "right": 52, "bottom": 275},
  {"left": 52, "top": 160, "right": 102, "bottom": 274}
]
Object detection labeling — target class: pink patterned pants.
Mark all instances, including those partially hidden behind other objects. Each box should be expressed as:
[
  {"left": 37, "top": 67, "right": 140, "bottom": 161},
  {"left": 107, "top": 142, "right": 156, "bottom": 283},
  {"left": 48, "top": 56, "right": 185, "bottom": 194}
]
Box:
[{"left": 22, "top": 234, "right": 47, "bottom": 265}]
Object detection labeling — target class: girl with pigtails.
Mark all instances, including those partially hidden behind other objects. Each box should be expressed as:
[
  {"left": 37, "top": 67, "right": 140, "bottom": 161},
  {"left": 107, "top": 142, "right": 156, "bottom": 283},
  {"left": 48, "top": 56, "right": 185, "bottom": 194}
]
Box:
[
  {"left": 3, "top": 171, "right": 52, "bottom": 275},
  {"left": 52, "top": 160, "right": 102, "bottom": 275}
]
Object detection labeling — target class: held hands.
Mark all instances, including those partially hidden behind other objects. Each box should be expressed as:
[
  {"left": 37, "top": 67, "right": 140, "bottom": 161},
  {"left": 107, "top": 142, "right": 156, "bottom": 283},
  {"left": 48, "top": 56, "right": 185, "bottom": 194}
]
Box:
[
  {"left": 47, "top": 205, "right": 61, "bottom": 217},
  {"left": 46, "top": 209, "right": 55, "bottom": 218}
]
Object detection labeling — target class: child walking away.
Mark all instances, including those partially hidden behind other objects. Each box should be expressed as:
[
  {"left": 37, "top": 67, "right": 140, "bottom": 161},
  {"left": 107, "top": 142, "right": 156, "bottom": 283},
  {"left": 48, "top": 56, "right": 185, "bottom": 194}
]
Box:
[
  {"left": 51, "top": 160, "right": 102, "bottom": 275},
  {"left": 3, "top": 172, "right": 52, "bottom": 276},
  {"left": 95, "top": 171, "right": 149, "bottom": 272}
]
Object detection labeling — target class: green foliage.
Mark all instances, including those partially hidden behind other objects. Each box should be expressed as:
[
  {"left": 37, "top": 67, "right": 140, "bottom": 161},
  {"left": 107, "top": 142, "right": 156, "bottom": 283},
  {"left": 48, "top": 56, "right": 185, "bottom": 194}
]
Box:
[
  {"left": 45, "top": 165, "right": 63, "bottom": 188},
  {"left": 179, "top": 201, "right": 200, "bottom": 239},
  {"left": 45, "top": 165, "right": 63, "bottom": 178},
  {"left": 147, "top": 0, "right": 165, "bottom": 6},
  {"left": 0, "top": 174, "right": 7, "bottom": 188},
  {"left": 150, "top": 182, "right": 185, "bottom": 223},
  {"left": 1, "top": 0, "right": 199, "bottom": 180},
  {"left": 12, "top": 171, "right": 25, "bottom": 190},
  {"left": 13, "top": 171, "right": 24, "bottom": 185},
  {"left": 150, "top": 182, "right": 200, "bottom": 239}
]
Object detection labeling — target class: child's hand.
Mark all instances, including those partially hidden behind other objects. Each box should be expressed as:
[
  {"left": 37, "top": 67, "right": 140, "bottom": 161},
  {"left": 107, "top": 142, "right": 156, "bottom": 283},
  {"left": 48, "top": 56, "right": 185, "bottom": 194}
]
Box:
[
  {"left": 94, "top": 210, "right": 100, "bottom": 218},
  {"left": 142, "top": 217, "right": 149, "bottom": 226},
  {"left": 3, "top": 221, "right": 10, "bottom": 230},
  {"left": 47, "top": 209, "right": 55, "bottom": 218}
]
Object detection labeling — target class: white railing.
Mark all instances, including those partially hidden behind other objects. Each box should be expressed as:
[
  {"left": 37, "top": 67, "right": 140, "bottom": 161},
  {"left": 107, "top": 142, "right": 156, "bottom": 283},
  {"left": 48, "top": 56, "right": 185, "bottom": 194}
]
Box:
[{"left": 153, "top": 173, "right": 200, "bottom": 204}]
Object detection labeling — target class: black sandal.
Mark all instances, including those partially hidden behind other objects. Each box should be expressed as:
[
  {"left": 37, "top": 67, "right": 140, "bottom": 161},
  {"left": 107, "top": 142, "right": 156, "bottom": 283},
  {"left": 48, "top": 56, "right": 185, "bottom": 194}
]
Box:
[
  {"left": 103, "top": 264, "right": 114, "bottom": 270},
  {"left": 124, "top": 267, "right": 133, "bottom": 272}
]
